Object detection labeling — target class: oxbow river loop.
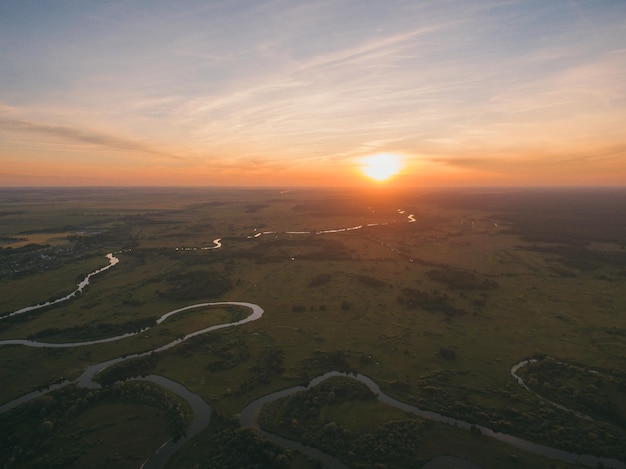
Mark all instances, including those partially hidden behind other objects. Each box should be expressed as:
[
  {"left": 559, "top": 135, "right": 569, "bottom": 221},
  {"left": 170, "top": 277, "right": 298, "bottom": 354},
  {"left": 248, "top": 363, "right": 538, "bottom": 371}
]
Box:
[
  {"left": 240, "top": 371, "right": 625, "bottom": 469},
  {"left": 1, "top": 213, "right": 624, "bottom": 469}
]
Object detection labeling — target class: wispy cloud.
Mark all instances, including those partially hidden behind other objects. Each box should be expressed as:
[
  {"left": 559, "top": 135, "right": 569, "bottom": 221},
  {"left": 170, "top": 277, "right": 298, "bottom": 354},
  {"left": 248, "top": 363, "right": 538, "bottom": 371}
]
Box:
[
  {"left": 1, "top": 0, "right": 625, "bottom": 186},
  {"left": 0, "top": 118, "right": 184, "bottom": 160},
  {"left": 293, "top": 22, "right": 459, "bottom": 73}
]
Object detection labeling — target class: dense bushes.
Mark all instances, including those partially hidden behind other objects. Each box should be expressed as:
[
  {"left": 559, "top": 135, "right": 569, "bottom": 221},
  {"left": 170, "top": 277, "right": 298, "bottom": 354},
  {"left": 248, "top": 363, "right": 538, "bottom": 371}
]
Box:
[
  {"left": 413, "top": 367, "right": 626, "bottom": 460},
  {"left": 300, "top": 350, "right": 353, "bottom": 375},
  {"left": 196, "top": 426, "right": 291, "bottom": 468},
  {"left": 396, "top": 287, "right": 466, "bottom": 318},
  {"left": 98, "top": 332, "right": 254, "bottom": 386},
  {"left": 438, "top": 347, "right": 456, "bottom": 360},
  {"left": 519, "top": 245, "right": 626, "bottom": 271},
  {"left": 27, "top": 317, "right": 156, "bottom": 341},
  {"left": 354, "top": 274, "right": 387, "bottom": 288},
  {"left": 97, "top": 354, "right": 160, "bottom": 386},
  {"left": 308, "top": 273, "right": 332, "bottom": 287},
  {"left": 259, "top": 377, "right": 428, "bottom": 469},
  {"left": 237, "top": 347, "right": 286, "bottom": 394},
  {"left": 426, "top": 269, "right": 498, "bottom": 290},
  {"left": 519, "top": 358, "right": 626, "bottom": 427},
  {"left": 159, "top": 270, "right": 232, "bottom": 300},
  {"left": 0, "top": 381, "right": 190, "bottom": 468}
]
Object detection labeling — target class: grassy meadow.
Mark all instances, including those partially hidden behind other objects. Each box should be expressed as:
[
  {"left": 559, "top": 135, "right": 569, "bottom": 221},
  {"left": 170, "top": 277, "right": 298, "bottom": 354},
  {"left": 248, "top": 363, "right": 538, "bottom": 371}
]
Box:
[{"left": 0, "top": 186, "right": 624, "bottom": 468}]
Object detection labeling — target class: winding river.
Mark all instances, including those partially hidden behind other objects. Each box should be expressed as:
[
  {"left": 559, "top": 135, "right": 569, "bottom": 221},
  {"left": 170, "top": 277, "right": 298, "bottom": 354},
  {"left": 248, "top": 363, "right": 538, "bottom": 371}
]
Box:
[
  {"left": 249, "top": 209, "right": 414, "bottom": 239},
  {"left": 0, "top": 295, "right": 264, "bottom": 467},
  {"left": 1, "top": 216, "right": 624, "bottom": 468},
  {"left": 240, "top": 371, "right": 625, "bottom": 469},
  {"left": 511, "top": 359, "right": 600, "bottom": 422},
  {"left": 0, "top": 253, "right": 119, "bottom": 321},
  {"left": 0, "top": 252, "right": 265, "bottom": 466}
]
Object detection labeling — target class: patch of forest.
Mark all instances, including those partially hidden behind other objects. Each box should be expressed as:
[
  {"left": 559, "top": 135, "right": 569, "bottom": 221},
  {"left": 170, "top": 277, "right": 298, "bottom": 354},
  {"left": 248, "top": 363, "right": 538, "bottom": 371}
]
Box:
[
  {"left": 173, "top": 418, "right": 293, "bottom": 469},
  {"left": 259, "top": 377, "right": 429, "bottom": 469},
  {"left": 245, "top": 203, "right": 269, "bottom": 213},
  {"left": 158, "top": 270, "right": 232, "bottom": 300},
  {"left": 26, "top": 317, "right": 156, "bottom": 342},
  {"left": 298, "top": 351, "right": 353, "bottom": 377},
  {"left": 68, "top": 225, "right": 137, "bottom": 251},
  {"left": 408, "top": 369, "right": 626, "bottom": 461},
  {"left": 518, "top": 358, "right": 626, "bottom": 427},
  {"left": 0, "top": 381, "right": 189, "bottom": 468},
  {"left": 419, "top": 188, "right": 626, "bottom": 245},
  {"left": 518, "top": 244, "right": 626, "bottom": 271},
  {"left": 504, "top": 219, "right": 625, "bottom": 246},
  {"left": 396, "top": 288, "right": 467, "bottom": 318},
  {"left": 97, "top": 330, "right": 286, "bottom": 397},
  {"left": 426, "top": 268, "right": 499, "bottom": 290}
]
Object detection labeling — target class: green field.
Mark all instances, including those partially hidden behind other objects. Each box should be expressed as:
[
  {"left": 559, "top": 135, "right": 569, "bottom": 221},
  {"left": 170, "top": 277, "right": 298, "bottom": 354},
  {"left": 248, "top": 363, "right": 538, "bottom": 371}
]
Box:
[{"left": 1, "top": 187, "right": 625, "bottom": 468}]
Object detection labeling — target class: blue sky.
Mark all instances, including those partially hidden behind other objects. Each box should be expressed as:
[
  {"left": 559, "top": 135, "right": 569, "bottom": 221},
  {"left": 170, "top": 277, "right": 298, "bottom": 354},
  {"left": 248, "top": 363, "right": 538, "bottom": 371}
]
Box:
[{"left": 1, "top": 0, "right": 625, "bottom": 186}]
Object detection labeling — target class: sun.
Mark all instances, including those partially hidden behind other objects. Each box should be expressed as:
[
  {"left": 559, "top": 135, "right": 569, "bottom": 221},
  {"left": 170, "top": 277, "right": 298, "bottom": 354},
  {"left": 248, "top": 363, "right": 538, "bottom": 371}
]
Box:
[{"left": 359, "top": 153, "right": 403, "bottom": 182}]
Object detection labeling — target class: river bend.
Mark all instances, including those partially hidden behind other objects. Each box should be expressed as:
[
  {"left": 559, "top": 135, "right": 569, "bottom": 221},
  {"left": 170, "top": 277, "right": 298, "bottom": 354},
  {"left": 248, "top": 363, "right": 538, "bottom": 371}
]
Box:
[
  {"left": 1, "top": 223, "right": 624, "bottom": 469},
  {"left": 240, "top": 371, "right": 625, "bottom": 469}
]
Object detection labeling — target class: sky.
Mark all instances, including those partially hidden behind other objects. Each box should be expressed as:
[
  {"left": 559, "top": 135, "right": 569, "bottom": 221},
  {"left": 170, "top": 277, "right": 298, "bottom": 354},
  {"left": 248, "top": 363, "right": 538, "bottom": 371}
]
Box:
[{"left": 1, "top": 0, "right": 625, "bottom": 187}]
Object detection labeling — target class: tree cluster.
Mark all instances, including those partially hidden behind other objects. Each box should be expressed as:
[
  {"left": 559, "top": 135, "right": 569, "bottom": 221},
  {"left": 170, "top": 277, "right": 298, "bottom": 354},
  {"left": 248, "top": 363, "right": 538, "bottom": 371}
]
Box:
[
  {"left": 413, "top": 368, "right": 626, "bottom": 460},
  {"left": 308, "top": 273, "right": 332, "bottom": 287},
  {"left": 27, "top": 317, "right": 155, "bottom": 341},
  {"left": 237, "top": 347, "right": 286, "bottom": 394},
  {"left": 354, "top": 274, "right": 387, "bottom": 288},
  {"left": 396, "top": 287, "right": 466, "bottom": 318},
  {"left": 158, "top": 270, "right": 232, "bottom": 300},
  {"left": 97, "top": 354, "right": 160, "bottom": 386},
  {"left": 300, "top": 350, "right": 353, "bottom": 375},
  {"left": 199, "top": 426, "right": 291, "bottom": 469},
  {"left": 520, "top": 244, "right": 626, "bottom": 272},
  {"left": 520, "top": 359, "right": 626, "bottom": 427},
  {"left": 426, "top": 268, "right": 498, "bottom": 290},
  {"left": 259, "top": 377, "right": 428, "bottom": 469},
  {"left": 0, "top": 381, "right": 189, "bottom": 468}
]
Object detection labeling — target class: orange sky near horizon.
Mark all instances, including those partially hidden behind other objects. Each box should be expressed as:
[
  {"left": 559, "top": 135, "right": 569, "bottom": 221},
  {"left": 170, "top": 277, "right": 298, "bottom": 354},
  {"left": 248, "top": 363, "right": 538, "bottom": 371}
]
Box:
[
  {"left": 3, "top": 142, "right": 622, "bottom": 188},
  {"left": 1, "top": 1, "right": 625, "bottom": 188}
]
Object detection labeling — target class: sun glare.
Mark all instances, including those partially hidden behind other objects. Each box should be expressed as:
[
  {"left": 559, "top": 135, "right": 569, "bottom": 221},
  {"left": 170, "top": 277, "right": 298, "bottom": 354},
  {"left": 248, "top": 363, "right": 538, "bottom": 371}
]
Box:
[{"left": 360, "top": 153, "right": 403, "bottom": 182}]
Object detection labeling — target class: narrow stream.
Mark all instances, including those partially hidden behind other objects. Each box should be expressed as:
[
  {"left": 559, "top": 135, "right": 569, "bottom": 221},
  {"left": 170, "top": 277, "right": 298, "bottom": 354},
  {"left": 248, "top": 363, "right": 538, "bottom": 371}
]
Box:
[{"left": 0, "top": 253, "right": 119, "bottom": 321}]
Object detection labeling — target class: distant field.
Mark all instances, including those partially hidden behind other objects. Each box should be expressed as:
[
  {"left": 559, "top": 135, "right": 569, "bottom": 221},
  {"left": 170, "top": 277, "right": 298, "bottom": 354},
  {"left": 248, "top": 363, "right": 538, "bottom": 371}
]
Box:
[
  {"left": 1, "top": 187, "right": 625, "bottom": 469},
  {"left": 0, "top": 231, "right": 74, "bottom": 248}
]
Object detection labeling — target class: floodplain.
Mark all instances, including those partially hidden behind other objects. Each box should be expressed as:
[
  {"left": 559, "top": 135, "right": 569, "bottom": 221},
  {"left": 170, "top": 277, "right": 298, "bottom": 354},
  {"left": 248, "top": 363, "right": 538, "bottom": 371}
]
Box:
[{"left": 0, "top": 186, "right": 625, "bottom": 469}]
